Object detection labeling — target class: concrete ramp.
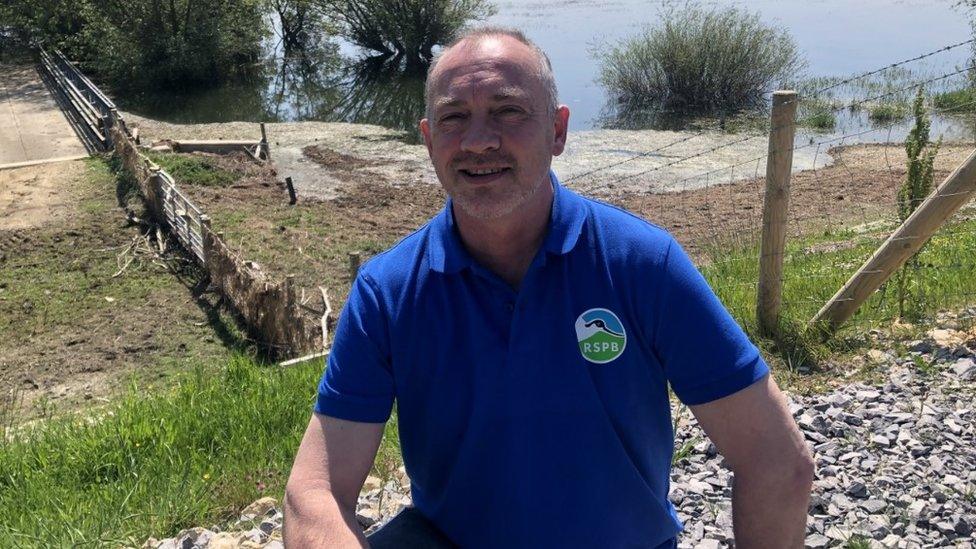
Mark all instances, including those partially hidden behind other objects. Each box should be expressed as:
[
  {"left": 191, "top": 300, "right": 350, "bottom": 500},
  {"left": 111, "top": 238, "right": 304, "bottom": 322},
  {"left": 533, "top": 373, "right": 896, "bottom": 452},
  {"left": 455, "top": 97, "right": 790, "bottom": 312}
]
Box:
[{"left": 0, "top": 65, "right": 88, "bottom": 167}]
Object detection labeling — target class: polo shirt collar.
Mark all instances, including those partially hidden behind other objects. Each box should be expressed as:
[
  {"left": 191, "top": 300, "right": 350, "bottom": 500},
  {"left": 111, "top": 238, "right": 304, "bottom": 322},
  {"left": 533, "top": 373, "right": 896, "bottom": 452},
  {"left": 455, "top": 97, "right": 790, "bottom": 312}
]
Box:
[{"left": 428, "top": 170, "right": 587, "bottom": 274}]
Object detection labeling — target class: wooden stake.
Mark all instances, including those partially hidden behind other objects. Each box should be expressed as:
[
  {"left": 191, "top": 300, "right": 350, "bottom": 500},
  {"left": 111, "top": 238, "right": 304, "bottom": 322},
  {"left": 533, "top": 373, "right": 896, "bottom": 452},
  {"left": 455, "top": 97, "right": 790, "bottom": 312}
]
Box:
[
  {"left": 756, "top": 90, "right": 798, "bottom": 336},
  {"left": 260, "top": 123, "right": 271, "bottom": 161},
  {"left": 200, "top": 214, "right": 212, "bottom": 268},
  {"left": 278, "top": 350, "right": 329, "bottom": 367},
  {"left": 349, "top": 251, "right": 362, "bottom": 280},
  {"left": 286, "top": 176, "right": 297, "bottom": 205},
  {"left": 811, "top": 148, "right": 976, "bottom": 332}
]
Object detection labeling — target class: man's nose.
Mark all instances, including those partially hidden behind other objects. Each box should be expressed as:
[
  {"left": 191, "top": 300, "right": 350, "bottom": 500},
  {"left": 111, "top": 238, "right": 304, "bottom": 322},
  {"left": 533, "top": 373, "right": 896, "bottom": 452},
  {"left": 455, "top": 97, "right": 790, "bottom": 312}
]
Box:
[{"left": 460, "top": 116, "right": 500, "bottom": 154}]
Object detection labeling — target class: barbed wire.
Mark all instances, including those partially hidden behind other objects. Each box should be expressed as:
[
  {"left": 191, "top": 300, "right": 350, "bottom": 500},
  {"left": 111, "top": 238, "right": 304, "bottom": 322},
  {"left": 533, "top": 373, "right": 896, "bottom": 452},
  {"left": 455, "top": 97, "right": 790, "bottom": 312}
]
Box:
[
  {"left": 568, "top": 42, "right": 975, "bottom": 186},
  {"left": 615, "top": 74, "right": 976, "bottom": 191},
  {"left": 806, "top": 38, "right": 975, "bottom": 98}
]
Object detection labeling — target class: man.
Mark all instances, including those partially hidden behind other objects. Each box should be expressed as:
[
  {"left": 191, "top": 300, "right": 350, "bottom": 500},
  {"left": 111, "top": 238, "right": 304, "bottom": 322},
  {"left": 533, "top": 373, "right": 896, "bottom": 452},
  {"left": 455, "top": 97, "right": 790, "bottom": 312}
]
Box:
[{"left": 284, "top": 27, "right": 814, "bottom": 548}]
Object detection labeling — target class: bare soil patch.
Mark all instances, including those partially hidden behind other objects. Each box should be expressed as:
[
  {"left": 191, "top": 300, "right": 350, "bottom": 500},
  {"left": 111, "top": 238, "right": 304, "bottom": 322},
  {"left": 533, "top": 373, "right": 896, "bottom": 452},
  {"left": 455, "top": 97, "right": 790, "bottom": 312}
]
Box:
[
  {"left": 0, "top": 159, "right": 240, "bottom": 419},
  {"left": 166, "top": 142, "right": 973, "bottom": 320},
  {"left": 0, "top": 161, "right": 81, "bottom": 230},
  {"left": 613, "top": 143, "right": 973, "bottom": 258},
  {"left": 302, "top": 146, "right": 388, "bottom": 171}
]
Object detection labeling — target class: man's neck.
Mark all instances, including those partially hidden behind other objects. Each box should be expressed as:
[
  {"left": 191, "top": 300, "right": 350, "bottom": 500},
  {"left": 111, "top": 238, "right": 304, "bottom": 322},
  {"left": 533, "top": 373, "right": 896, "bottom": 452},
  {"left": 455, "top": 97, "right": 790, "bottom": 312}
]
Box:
[{"left": 454, "top": 182, "right": 554, "bottom": 290}]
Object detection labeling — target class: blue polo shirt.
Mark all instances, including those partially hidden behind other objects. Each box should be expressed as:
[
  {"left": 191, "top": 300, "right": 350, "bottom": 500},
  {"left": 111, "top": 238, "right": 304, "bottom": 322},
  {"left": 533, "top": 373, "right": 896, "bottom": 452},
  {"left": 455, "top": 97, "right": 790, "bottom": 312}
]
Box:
[{"left": 315, "top": 172, "right": 768, "bottom": 548}]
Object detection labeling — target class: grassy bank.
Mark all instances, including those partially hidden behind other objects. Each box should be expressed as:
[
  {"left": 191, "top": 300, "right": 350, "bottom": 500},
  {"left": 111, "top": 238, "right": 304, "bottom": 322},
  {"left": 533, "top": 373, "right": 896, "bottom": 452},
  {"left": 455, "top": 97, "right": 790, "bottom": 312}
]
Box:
[
  {"left": 0, "top": 355, "right": 320, "bottom": 546},
  {"left": 702, "top": 214, "right": 976, "bottom": 374}
]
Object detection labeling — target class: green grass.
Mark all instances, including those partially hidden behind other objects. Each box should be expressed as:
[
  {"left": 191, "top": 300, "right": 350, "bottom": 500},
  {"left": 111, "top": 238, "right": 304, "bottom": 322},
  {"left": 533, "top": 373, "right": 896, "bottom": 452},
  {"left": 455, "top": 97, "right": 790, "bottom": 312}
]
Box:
[
  {"left": 933, "top": 87, "right": 976, "bottom": 114},
  {"left": 867, "top": 101, "right": 908, "bottom": 123},
  {"left": 844, "top": 535, "right": 872, "bottom": 549},
  {"left": 0, "top": 355, "right": 328, "bottom": 546},
  {"left": 701, "top": 215, "right": 976, "bottom": 371},
  {"left": 143, "top": 152, "right": 237, "bottom": 187},
  {"left": 797, "top": 99, "right": 836, "bottom": 131}
]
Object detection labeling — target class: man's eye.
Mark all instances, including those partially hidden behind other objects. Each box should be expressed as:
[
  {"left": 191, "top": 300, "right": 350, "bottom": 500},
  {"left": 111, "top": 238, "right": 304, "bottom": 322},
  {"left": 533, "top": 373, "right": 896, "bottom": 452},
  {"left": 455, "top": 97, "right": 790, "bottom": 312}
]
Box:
[
  {"left": 497, "top": 107, "right": 524, "bottom": 116},
  {"left": 439, "top": 113, "right": 464, "bottom": 123}
]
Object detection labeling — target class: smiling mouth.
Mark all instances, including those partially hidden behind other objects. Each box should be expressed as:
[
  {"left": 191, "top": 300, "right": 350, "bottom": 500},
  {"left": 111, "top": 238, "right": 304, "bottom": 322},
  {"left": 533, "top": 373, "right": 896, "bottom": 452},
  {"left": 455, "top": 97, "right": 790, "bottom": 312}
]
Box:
[{"left": 459, "top": 167, "right": 511, "bottom": 178}]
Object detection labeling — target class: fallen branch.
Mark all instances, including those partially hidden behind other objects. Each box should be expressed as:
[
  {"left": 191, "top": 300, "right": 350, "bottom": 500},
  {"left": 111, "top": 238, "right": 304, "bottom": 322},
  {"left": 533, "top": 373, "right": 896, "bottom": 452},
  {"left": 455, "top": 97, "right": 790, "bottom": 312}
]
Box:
[
  {"left": 278, "top": 350, "right": 329, "bottom": 367},
  {"left": 319, "top": 286, "right": 332, "bottom": 350},
  {"left": 112, "top": 255, "right": 135, "bottom": 278},
  {"left": 156, "top": 227, "right": 166, "bottom": 254}
]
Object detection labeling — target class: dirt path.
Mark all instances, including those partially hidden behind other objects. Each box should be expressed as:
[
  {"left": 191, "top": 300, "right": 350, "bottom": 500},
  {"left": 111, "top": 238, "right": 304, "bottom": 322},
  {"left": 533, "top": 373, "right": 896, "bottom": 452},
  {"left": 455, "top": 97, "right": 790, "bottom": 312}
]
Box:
[
  {"left": 0, "top": 160, "right": 82, "bottom": 230},
  {"left": 0, "top": 64, "right": 88, "bottom": 166}
]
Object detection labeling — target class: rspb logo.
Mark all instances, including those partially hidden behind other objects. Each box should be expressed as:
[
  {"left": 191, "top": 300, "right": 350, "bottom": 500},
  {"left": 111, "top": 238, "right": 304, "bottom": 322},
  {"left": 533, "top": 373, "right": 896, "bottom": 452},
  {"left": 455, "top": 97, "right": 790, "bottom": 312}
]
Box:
[{"left": 574, "top": 308, "right": 627, "bottom": 364}]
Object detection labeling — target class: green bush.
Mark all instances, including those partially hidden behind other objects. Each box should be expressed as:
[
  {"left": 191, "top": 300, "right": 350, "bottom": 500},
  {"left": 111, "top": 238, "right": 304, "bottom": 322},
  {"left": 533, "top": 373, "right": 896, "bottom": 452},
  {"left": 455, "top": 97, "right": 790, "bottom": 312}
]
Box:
[
  {"left": 3, "top": 0, "right": 267, "bottom": 90},
  {"left": 932, "top": 87, "right": 976, "bottom": 113},
  {"left": 894, "top": 89, "right": 942, "bottom": 319},
  {"left": 319, "top": 0, "right": 494, "bottom": 66},
  {"left": 598, "top": 5, "right": 804, "bottom": 115}
]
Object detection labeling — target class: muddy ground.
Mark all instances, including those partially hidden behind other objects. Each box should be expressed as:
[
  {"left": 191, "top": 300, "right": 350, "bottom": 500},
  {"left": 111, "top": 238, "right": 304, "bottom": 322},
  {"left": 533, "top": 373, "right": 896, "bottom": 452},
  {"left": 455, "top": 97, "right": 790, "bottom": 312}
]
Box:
[
  {"left": 137, "top": 122, "right": 972, "bottom": 321},
  {"left": 0, "top": 159, "right": 241, "bottom": 419}
]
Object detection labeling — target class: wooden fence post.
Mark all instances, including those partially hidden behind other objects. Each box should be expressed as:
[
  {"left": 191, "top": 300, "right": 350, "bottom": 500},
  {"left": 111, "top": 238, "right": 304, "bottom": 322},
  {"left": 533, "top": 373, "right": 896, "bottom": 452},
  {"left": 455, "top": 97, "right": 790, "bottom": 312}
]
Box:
[
  {"left": 200, "top": 214, "right": 212, "bottom": 268},
  {"left": 811, "top": 148, "right": 976, "bottom": 332},
  {"left": 102, "top": 113, "right": 115, "bottom": 149},
  {"left": 147, "top": 167, "right": 163, "bottom": 219},
  {"left": 349, "top": 252, "right": 362, "bottom": 280},
  {"left": 286, "top": 176, "right": 297, "bottom": 205},
  {"left": 756, "top": 90, "right": 798, "bottom": 336},
  {"left": 260, "top": 123, "right": 271, "bottom": 161}
]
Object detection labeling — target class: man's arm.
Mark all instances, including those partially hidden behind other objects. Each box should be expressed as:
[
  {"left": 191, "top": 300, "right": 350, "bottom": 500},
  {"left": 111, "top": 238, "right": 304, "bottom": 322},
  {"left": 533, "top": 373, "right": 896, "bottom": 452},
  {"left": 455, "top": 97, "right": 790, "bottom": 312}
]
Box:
[
  {"left": 688, "top": 373, "right": 815, "bottom": 549},
  {"left": 284, "top": 413, "right": 385, "bottom": 548}
]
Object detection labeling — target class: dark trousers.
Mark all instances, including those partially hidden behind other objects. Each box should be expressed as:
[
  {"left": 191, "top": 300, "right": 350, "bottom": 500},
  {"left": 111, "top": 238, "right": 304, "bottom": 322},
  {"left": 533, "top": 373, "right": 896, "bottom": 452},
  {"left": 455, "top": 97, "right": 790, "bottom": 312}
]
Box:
[
  {"left": 366, "top": 507, "right": 679, "bottom": 548},
  {"left": 366, "top": 507, "right": 459, "bottom": 548}
]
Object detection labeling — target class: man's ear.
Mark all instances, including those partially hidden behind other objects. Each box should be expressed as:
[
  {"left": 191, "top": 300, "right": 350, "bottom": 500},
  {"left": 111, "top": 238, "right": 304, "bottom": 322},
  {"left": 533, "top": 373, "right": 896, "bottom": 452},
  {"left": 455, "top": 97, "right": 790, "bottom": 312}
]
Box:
[
  {"left": 551, "top": 105, "right": 570, "bottom": 156},
  {"left": 420, "top": 118, "right": 433, "bottom": 157}
]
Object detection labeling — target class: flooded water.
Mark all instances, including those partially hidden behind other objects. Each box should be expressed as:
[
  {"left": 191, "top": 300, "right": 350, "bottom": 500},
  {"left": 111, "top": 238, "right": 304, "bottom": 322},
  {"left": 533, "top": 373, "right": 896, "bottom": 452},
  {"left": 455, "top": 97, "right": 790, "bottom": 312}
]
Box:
[{"left": 116, "top": 0, "right": 976, "bottom": 142}]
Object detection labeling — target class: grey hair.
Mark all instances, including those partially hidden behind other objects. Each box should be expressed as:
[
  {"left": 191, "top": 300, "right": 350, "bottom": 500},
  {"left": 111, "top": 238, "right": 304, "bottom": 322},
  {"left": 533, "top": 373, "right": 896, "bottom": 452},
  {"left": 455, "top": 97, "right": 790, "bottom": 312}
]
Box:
[{"left": 424, "top": 26, "right": 559, "bottom": 120}]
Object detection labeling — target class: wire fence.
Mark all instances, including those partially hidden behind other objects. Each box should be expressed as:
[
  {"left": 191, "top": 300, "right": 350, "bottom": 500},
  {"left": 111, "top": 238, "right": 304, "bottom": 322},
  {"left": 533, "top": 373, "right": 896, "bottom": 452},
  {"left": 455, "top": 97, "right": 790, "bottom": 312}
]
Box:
[{"left": 566, "top": 38, "right": 976, "bottom": 337}]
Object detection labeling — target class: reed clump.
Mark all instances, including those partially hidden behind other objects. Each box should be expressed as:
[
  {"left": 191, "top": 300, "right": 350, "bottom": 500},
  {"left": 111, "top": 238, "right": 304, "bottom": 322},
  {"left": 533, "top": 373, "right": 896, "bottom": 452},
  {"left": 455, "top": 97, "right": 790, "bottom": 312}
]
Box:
[{"left": 599, "top": 5, "right": 804, "bottom": 116}]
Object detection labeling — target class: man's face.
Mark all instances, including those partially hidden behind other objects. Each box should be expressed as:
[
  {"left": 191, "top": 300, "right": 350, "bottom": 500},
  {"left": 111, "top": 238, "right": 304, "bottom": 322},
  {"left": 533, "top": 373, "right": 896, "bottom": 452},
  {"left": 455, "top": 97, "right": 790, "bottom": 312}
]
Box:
[{"left": 420, "top": 36, "right": 569, "bottom": 220}]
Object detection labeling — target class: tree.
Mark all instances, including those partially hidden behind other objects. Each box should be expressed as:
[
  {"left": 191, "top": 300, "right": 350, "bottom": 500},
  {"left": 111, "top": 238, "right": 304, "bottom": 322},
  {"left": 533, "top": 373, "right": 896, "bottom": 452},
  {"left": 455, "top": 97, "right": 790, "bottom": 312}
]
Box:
[{"left": 1, "top": 0, "right": 268, "bottom": 90}]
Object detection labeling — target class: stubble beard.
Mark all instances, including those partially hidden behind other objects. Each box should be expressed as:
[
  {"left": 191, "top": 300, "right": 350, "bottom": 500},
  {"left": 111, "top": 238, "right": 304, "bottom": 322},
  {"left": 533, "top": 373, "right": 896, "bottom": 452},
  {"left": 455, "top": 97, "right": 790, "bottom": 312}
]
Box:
[{"left": 449, "top": 169, "right": 548, "bottom": 220}]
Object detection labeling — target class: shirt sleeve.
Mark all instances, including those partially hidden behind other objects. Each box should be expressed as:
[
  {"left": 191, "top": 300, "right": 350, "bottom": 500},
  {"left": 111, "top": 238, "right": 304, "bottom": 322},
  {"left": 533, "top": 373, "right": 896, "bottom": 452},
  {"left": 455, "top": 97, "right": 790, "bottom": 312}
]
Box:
[
  {"left": 314, "top": 274, "right": 395, "bottom": 423},
  {"left": 652, "top": 237, "right": 769, "bottom": 405}
]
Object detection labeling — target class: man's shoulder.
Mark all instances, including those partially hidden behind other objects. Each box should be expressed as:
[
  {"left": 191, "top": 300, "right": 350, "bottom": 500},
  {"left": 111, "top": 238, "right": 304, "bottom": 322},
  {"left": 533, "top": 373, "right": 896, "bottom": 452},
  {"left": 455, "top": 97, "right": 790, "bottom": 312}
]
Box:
[
  {"left": 573, "top": 191, "right": 675, "bottom": 259},
  {"left": 356, "top": 219, "right": 434, "bottom": 290}
]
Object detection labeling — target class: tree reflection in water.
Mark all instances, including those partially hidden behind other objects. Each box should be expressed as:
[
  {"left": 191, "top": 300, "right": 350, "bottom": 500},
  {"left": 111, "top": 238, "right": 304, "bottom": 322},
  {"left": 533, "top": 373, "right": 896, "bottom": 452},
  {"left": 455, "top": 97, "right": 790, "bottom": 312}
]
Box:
[{"left": 264, "top": 40, "right": 427, "bottom": 142}]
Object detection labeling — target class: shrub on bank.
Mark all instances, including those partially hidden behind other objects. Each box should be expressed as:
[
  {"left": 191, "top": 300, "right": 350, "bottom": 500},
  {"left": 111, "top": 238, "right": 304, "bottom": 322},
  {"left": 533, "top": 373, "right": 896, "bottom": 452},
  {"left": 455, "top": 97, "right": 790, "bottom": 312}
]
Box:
[{"left": 599, "top": 5, "right": 804, "bottom": 116}]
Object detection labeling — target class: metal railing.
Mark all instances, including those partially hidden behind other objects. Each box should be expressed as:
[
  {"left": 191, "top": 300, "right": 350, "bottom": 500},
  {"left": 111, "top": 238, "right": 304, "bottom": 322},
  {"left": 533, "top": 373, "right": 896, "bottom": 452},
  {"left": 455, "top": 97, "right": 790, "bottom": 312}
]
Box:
[
  {"left": 37, "top": 46, "right": 121, "bottom": 151},
  {"left": 154, "top": 167, "right": 210, "bottom": 264}
]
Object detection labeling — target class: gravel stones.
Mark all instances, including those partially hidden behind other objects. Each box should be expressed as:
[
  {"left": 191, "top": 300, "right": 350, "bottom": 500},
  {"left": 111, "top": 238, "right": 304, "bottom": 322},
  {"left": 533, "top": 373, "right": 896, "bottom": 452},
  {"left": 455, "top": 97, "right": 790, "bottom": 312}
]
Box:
[{"left": 671, "top": 319, "right": 976, "bottom": 548}]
